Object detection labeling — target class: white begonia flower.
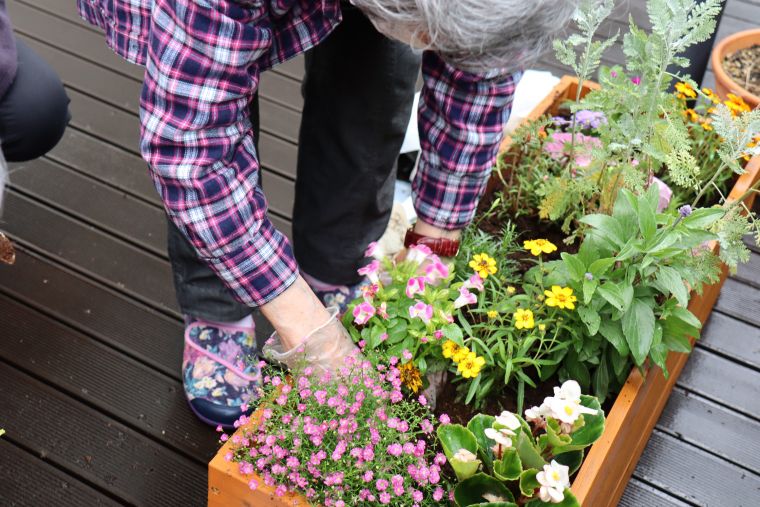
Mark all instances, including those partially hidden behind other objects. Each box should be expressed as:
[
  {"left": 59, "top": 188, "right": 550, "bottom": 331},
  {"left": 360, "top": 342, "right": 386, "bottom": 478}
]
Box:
[
  {"left": 536, "top": 460, "right": 570, "bottom": 504},
  {"left": 484, "top": 427, "right": 514, "bottom": 447},
  {"left": 525, "top": 404, "right": 551, "bottom": 422},
  {"left": 495, "top": 411, "right": 521, "bottom": 431},
  {"left": 546, "top": 396, "right": 598, "bottom": 425},
  {"left": 553, "top": 380, "right": 582, "bottom": 403},
  {"left": 452, "top": 448, "right": 478, "bottom": 463}
]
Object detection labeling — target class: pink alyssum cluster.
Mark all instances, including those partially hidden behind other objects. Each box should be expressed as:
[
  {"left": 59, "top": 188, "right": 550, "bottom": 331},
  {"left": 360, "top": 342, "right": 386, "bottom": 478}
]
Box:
[{"left": 224, "top": 357, "right": 451, "bottom": 506}]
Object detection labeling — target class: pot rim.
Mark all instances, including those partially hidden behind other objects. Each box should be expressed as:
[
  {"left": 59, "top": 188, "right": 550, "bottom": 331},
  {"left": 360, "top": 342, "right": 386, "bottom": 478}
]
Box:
[{"left": 710, "top": 27, "right": 760, "bottom": 105}]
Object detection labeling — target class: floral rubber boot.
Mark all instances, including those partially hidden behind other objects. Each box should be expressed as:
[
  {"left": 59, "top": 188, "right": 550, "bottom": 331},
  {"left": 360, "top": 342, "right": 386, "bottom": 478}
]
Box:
[{"left": 182, "top": 319, "right": 261, "bottom": 428}]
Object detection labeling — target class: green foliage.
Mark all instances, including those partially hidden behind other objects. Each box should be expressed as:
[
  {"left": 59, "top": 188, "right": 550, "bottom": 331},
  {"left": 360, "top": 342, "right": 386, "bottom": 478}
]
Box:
[
  {"left": 557, "top": 187, "right": 722, "bottom": 398},
  {"left": 440, "top": 386, "right": 605, "bottom": 506}
]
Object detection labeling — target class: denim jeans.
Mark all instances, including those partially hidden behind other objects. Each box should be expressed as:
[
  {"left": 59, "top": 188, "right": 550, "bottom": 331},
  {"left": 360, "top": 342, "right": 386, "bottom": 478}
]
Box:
[{"left": 167, "top": 1, "right": 421, "bottom": 321}]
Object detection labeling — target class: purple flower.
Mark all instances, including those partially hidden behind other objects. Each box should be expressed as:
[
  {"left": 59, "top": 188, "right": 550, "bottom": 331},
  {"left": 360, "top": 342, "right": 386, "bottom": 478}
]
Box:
[
  {"left": 575, "top": 110, "right": 607, "bottom": 129},
  {"left": 631, "top": 76, "right": 641, "bottom": 85},
  {"left": 439, "top": 414, "right": 451, "bottom": 425},
  {"left": 364, "top": 241, "right": 379, "bottom": 258},
  {"left": 387, "top": 443, "right": 403, "bottom": 456},
  {"left": 463, "top": 274, "right": 484, "bottom": 292},
  {"left": 651, "top": 176, "right": 673, "bottom": 212},
  {"left": 610, "top": 70, "right": 618, "bottom": 78},
  {"left": 678, "top": 204, "right": 693, "bottom": 218},
  {"left": 584, "top": 272, "right": 594, "bottom": 281},
  {"left": 376, "top": 479, "right": 389, "bottom": 491}
]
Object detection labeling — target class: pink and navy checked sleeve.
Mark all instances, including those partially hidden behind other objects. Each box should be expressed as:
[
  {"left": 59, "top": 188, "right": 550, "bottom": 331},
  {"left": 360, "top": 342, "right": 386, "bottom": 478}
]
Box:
[
  {"left": 414, "top": 52, "right": 520, "bottom": 230},
  {"left": 140, "top": 0, "right": 298, "bottom": 306}
]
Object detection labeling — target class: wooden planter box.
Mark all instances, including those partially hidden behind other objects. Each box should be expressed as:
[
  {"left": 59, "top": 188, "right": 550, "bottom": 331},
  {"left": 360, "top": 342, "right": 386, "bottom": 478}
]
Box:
[{"left": 208, "top": 76, "right": 760, "bottom": 507}]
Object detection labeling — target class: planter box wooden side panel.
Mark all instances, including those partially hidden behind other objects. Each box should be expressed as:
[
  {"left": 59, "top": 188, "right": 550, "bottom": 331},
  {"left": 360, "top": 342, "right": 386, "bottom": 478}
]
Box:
[
  {"left": 572, "top": 154, "right": 760, "bottom": 507},
  {"left": 209, "top": 436, "right": 308, "bottom": 507}
]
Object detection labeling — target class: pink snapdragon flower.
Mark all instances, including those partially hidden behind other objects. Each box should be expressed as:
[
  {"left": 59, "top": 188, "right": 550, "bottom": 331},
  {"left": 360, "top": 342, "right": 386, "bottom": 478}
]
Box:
[
  {"left": 406, "top": 277, "right": 426, "bottom": 298},
  {"left": 454, "top": 287, "right": 477, "bottom": 309},
  {"left": 357, "top": 260, "right": 381, "bottom": 284},
  {"left": 406, "top": 244, "right": 433, "bottom": 264},
  {"left": 409, "top": 301, "right": 434, "bottom": 324},
  {"left": 352, "top": 302, "right": 376, "bottom": 325},
  {"left": 424, "top": 255, "right": 450, "bottom": 284},
  {"left": 364, "top": 241, "right": 379, "bottom": 258},
  {"left": 463, "top": 274, "right": 484, "bottom": 292}
]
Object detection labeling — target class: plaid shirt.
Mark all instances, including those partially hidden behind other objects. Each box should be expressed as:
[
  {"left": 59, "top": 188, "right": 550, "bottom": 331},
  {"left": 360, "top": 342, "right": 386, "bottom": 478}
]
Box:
[{"left": 79, "top": 0, "right": 519, "bottom": 306}]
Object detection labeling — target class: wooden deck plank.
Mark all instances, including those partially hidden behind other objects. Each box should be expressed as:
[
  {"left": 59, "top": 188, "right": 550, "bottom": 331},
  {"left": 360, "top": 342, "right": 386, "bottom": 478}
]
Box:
[
  {"left": 633, "top": 430, "right": 760, "bottom": 507},
  {"left": 0, "top": 293, "right": 217, "bottom": 463},
  {"left": 617, "top": 478, "right": 692, "bottom": 507},
  {"left": 8, "top": 157, "right": 167, "bottom": 257},
  {"left": 0, "top": 362, "right": 206, "bottom": 506},
  {"left": 0, "top": 248, "right": 183, "bottom": 379},
  {"left": 0, "top": 440, "right": 121, "bottom": 507},
  {"left": 1, "top": 191, "right": 179, "bottom": 314},
  {"left": 677, "top": 347, "right": 760, "bottom": 421},
  {"left": 714, "top": 278, "right": 760, "bottom": 329},
  {"left": 699, "top": 311, "right": 760, "bottom": 371},
  {"left": 657, "top": 388, "right": 760, "bottom": 473}
]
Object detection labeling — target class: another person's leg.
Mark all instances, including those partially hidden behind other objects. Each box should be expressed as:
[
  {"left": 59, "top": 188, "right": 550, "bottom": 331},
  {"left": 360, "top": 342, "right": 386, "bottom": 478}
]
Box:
[
  {"left": 0, "top": 39, "right": 69, "bottom": 161},
  {"left": 294, "top": 1, "right": 420, "bottom": 306}
]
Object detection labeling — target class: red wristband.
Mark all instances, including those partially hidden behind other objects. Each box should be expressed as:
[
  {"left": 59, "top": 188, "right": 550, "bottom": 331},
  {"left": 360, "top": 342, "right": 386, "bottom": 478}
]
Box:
[{"left": 404, "top": 228, "right": 460, "bottom": 258}]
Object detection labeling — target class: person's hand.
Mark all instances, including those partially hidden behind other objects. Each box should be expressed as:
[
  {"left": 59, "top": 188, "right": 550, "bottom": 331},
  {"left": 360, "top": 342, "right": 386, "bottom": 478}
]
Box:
[
  {"left": 263, "top": 306, "right": 359, "bottom": 375},
  {"left": 260, "top": 275, "right": 360, "bottom": 374}
]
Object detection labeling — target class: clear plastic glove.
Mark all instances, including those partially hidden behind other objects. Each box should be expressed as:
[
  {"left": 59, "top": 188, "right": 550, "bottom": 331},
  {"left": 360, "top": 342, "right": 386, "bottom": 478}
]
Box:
[{"left": 263, "top": 306, "right": 360, "bottom": 375}]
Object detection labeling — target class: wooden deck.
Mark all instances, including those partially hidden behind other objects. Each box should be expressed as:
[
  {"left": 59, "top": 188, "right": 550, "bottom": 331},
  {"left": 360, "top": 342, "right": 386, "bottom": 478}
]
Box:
[{"left": 0, "top": 0, "right": 758, "bottom": 505}]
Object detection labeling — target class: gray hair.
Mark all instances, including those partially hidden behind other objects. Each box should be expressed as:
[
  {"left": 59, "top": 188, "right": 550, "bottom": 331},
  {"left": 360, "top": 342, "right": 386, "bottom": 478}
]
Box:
[{"left": 352, "top": 0, "right": 580, "bottom": 73}]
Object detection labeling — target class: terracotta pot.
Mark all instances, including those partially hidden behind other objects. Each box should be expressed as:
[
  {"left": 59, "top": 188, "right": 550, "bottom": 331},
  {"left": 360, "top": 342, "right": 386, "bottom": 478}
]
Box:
[
  {"left": 711, "top": 28, "right": 760, "bottom": 109},
  {"left": 208, "top": 76, "right": 760, "bottom": 507}
]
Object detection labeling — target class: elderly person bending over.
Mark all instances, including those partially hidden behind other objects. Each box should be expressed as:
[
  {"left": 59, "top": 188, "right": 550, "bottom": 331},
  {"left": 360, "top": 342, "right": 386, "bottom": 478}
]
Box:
[{"left": 80, "top": 0, "right": 577, "bottom": 427}]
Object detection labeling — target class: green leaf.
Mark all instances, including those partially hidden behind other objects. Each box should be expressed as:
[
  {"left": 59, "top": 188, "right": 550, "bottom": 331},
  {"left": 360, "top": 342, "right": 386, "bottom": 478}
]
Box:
[
  {"left": 515, "top": 431, "right": 547, "bottom": 470},
  {"left": 442, "top": 323, "right": 464, "bottom": 346},
  {"left": 577, "top": 306, "right": 601, "bottom": 336},
  {"left": 638, "top": 189, "right": 657, "bottom": 241},
  {"left": 562, "top": 253, "right": 586, "bottom": 281},
  {"left": 592, "top": 355, "right": 610, "bottom": 402},
  {"left": 583, "top": 278, "right": 598, "bottom": 304},
  {"left": 467, "top": 414, "right": 496, "bottom": 472},
  {"left": 622, "top": 299, "right": 656, "bottom": 366},
  {"left": 526, "top": 490, "right": 581, "bottom": 507},
  {"left": 454, "top": 473, "right": 515, "bottom": 507},
  {"left": 598, "top": 320, "right": 629, "bottom": 356},
  {"left": 386, "top": 319, "right": 408, "bottom": 345},
  {"left": 588, "top": 258, "right": 616, "bottom": 277},
  {"left": 437, "top": 424, "right": 479, "bottom": 480},
  {"left": 493, "top": 448, "right": 523, "bottom": 481},
  {"left": 564, "top": 395, "right": 606, "bottom": 451},
  {"left": 579, "top": 214, "right": 625, "bottom": 247},
  {"left": 597, "top": 282, "right": 626, "bottom": 312},
  {"left": 656, "top": 266, "right": 689, "bottom": 308},
  {"left": 681, "top": 207, "right": 725, "bottom": 229},
  {"left": 519, "top": 469, "right": 540, "bottom": 497},
  {"left": 465, "top": 374, "right": 482, "bottom": 405}
]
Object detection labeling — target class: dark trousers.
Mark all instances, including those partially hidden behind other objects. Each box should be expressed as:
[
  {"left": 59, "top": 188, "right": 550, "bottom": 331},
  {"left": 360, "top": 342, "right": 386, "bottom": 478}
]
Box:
[
  {"left": 167, "top": 2, "right": 421, "bottom": 321},
  {"left": 0, "top": 39, "right": 70, "bottom": 162}
]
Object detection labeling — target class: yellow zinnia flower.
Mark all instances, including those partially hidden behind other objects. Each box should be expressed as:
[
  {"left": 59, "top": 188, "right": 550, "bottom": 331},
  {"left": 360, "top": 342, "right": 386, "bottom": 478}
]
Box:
[
  {"left": 675, "top": 82, "right": 696, "bottom": 99},
  {"left": 544, "top": 285, "right": 577, "bottom": 310},
  {"left": 452, "top": 345, "right": 471, "bottom": 364},
  {"left": 442, "top": 340, "right": 460, "bottom": 359},
  {"left": 469, "top": 253, "right": 497, "bottom": 279},
  {"left": 457, "top": 351, "right": 486, "bottom": 379},
  {"left": 539, "top": 323, "right": 546, "bottom": 331},
  {"left": 487, "top": 310, "right": 499, "bottom": 319},
  {"left": 506, "top": 286, "right": 516, "bottom": 294},
  {"left": 523, "top": 239, "right": 558, "bottom": 256},
  {"left": 514, "top": 308, "right": 535, "bottom": 330}
]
